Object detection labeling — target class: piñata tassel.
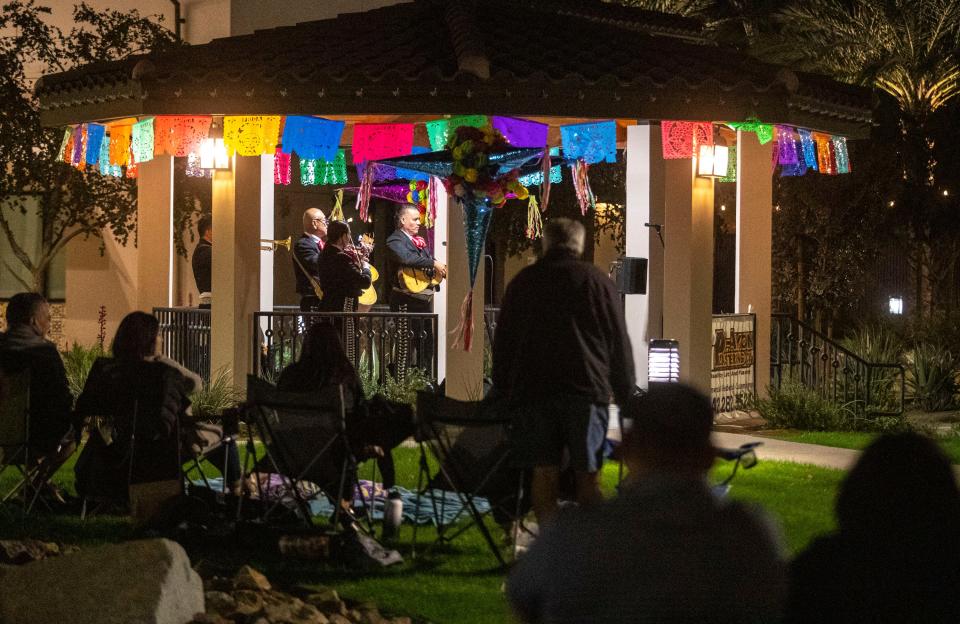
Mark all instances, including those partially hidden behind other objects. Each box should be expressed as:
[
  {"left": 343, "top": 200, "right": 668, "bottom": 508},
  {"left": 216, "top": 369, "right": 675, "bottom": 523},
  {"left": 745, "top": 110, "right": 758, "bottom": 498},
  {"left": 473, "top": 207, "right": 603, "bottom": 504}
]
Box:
[
  {"left": 526, "top": 194, "right": 543, "bottom": 240},
  {"left": 356, "top": 163, "right": 374, "bottom": 221},
  {"left": 330, "top": 189, "right": 345, "bottom": 222},
  {"left": 572, "top": 159, "right": 596, "bottom": 214},
  {"left": 540, "top": 149, "right": 552, "bottom": 212},
  {"left": 451, "top": 290, "right": 475, "bottom": 352}
]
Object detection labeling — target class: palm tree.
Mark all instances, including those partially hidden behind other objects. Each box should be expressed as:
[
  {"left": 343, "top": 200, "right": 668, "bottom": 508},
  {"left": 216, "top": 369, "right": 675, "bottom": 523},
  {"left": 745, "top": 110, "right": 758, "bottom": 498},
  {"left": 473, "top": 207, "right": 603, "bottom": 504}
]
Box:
[{"left": 766, "top": 0, "right": 960, "bottom": 316}]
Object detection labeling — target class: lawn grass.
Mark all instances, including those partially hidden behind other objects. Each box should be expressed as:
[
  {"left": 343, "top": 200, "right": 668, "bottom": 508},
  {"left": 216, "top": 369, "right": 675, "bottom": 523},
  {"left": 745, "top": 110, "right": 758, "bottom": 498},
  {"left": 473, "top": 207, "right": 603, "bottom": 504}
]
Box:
[
  {"left": 0, "top": 446, "right": 844, "bottom": 624},
  {"left": 763, "top": 430, "right": 960, "bottom": 464}
]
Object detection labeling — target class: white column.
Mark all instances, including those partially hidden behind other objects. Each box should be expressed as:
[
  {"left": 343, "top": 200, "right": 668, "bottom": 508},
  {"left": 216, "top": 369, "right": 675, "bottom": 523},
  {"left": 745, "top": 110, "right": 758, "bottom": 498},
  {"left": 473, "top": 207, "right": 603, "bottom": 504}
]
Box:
[
  {"left": 211, "top": 154, "right": 274, "bottom": 391},
  {"left": 443, "top": 199, "right": 485, "bottom": 400},
  {"left": 136, "top": 155, "right": 174, "bottom": 310},
  {"left": 624, "top": 124, "right": 665, "bottom": 389},
  {"left": 735, "top": 131, "right": 773, "bottom": 394},
  {"left": 662, "top": 158, "right": 715, "bottom": 395},
  {"left": 432, "top": 180, "right": 449, "bottom": 383}
]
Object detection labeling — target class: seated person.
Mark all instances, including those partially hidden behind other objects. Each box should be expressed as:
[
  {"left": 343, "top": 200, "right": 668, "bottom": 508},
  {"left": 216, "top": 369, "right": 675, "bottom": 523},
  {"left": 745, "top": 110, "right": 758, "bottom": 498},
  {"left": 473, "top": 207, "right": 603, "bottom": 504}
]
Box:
[
  {"left": 0, "top": 293, "right": 75, "bottom": 501},
  {"left": 74, "top": 311, "right": 241, "bottom": 502},
  {"left": 276, "top": 323, "right": 413, "bottom": 518}
]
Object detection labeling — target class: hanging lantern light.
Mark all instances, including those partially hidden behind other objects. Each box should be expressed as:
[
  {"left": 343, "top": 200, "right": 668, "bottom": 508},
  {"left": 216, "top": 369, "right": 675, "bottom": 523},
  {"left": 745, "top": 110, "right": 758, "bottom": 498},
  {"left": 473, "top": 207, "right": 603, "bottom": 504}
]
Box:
[
  {"left": 198, "top": 119, "right": 230, "bottom": 170},
  {"left": 697, "top": 142, "right": 729, "bottom": 178},
  {"left": 648, "top": 339, "right": 680, "bottom": 384}
]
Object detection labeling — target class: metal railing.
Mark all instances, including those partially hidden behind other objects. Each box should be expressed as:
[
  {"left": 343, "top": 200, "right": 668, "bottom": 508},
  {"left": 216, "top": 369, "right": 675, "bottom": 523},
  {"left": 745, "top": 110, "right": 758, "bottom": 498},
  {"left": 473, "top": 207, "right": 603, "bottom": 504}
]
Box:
[
  {"left": 771, "top": 313, "right": 905, "bottom": 416},
  {"left": 252, "top": 311, "right": 438, "bottom": 386},
  {"left": 154, "top": 307, "right": 211, "bottom": 384},
  {"left": 711, "top": 313, "right": 756, "bottom": 412}
]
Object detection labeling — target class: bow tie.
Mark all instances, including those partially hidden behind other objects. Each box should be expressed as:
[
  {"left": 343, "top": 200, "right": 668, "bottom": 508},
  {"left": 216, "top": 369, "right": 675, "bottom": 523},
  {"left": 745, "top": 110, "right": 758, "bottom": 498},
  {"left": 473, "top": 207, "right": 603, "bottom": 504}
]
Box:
[{"left": 411, "top": 236, "right": 427, "bottom": 250}]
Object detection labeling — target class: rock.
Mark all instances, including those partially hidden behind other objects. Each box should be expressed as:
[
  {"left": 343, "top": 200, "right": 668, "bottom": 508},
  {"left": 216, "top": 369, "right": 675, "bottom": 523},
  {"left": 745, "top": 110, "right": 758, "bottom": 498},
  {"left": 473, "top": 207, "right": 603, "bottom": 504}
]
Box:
[
  {"left": 204, "top": 591, "right": 236, "bottom": 617},
  {"left": 234, "top": 565, "right": 272, "bottom": 592},
  {"left": 358, "top": 609, "right": 386, "bottom": 624},
  {"left": 205, "top": 576, "right": 234, "bottom": 593},
  {"left": 348, "top": 610, "right": 362, "bottom": 622},
  {"left": 189, "top": 615, "right": 232, "bottom": 624},
  {"left": 232, "top": 589, "right": 265, "bottom": 618},
  {"left": 264, "top": 597, "right": 329, "bottom": 623},
  {"left": 390, "top": 618, "right": 411, "bottom": 624},
  {"left": 306, "top": 589, "right": 346, "bottom": 616},
  {"left": 327, "top": 616, "right": 352, "bottom": 624},
  {"left": 0, "top": 538, "right": 203, "bottom": 624},
  {"left": 0, "top": 539, "right": 61, "bottom": 565}
]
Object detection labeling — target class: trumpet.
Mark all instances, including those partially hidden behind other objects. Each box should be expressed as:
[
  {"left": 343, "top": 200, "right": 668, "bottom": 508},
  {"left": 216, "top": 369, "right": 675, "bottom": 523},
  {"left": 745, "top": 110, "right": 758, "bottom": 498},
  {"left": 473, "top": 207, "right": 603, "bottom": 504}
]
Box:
[{"left": 259, "top": 236, "right": 291, "bottom": 252}]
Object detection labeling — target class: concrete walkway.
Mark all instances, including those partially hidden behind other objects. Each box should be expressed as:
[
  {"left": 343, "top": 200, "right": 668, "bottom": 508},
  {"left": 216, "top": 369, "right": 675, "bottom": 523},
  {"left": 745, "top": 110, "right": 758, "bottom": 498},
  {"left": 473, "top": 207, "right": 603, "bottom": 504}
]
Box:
[{"left": 714, "top": 431, "right": 861, "bottom": 471}]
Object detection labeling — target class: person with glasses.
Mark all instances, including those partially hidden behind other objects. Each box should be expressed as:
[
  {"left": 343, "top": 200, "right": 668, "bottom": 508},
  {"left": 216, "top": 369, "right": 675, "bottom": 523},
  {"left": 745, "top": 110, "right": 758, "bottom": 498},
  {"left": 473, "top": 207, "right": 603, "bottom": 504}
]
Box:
[{"left": 293, "top": 208, "right": 328, "bottom": 312}]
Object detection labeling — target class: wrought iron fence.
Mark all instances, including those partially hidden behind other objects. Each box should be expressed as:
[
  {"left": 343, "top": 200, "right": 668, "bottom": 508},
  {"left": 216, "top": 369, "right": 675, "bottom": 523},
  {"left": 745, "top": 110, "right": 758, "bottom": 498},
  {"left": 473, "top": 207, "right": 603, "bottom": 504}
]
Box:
[
  {"left": 771, "top": 313, "right": 905, "bottom": 416},
  {"left": 252, "top": 311, "right": 438, "bottom": 387},
  {"left": 154, "top": 307, "right": 211, "bottom": 384},
  {"left": 711, "top": 313, "right": 756, "bottom": 412}
]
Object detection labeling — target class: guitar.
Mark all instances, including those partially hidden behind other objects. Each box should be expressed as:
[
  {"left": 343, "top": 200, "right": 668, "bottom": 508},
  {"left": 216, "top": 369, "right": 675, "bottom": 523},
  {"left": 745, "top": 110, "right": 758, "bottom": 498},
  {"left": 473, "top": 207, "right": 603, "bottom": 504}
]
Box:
[
  {"left": 356, "top": 234, "right": 378, "bottom": 307},
  {"left": 399, "top": 267, "right": 444, "bottom": 294}
]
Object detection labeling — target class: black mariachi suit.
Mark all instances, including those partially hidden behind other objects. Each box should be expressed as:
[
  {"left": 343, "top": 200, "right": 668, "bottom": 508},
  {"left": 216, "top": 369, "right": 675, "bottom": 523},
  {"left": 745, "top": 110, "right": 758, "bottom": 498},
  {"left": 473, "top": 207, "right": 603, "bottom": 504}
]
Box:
[
  {"left": 316, "top": 244, "right": 372, "bottom": 313},
  {"left": 385, "top": 229, "right": 437, "bottom": 313},
  {"left": 293, "top": 234, "right": 322, "bottom": 312}
]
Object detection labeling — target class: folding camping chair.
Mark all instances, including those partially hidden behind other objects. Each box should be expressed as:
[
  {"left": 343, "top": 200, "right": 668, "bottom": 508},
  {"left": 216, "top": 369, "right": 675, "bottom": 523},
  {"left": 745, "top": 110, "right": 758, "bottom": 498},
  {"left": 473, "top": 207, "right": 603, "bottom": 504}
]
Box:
[
  {"left": 412, "top": 390, "right": 529, "bottom": 567},
  {"left": 77, "top": 360, "right": 184, "bottom": 520},
  {"left": 241, "top": 375, "right": 358, "bottom": 531},
  {"left": 0, "top": 368, "right": 50, "bottom": 514}
]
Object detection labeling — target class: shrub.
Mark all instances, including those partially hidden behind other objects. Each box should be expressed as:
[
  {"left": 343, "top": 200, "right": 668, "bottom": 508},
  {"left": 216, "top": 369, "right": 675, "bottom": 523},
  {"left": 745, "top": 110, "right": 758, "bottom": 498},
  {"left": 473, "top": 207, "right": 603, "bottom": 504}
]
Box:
[
  {"left": 905, "top": 343, "right": 959, "bottom": 412},
  {"left": 61, "top": 342, "right": 106, "bottom": 401},
  {"left": 755, "top": 382, "right": 911, "bottom": 432},
  {"left": 377, "top": 367, "right": 432, "bottom": 408},
  {"left": 840, "top": 324, "right": 903, "bottom": 363},
  {"left": 190, "top": 367, "right": 242, "bottom": 421}
]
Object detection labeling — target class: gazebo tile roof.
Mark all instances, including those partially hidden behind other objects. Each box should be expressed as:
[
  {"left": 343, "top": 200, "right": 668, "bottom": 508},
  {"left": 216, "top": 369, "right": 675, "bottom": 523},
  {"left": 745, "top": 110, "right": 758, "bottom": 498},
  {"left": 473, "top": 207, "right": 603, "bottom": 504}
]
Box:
[{"left": 36, "top": 0, "right": 872, "bottom": 136}]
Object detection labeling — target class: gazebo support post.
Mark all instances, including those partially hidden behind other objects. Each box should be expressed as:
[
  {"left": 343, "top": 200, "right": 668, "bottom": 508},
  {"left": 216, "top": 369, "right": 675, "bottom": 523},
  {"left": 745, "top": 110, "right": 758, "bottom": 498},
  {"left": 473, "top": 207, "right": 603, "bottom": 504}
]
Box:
[
  {"left": 433, "top": 182, "right": 450, "bottom": 385},
  {"left": 442, "top": 195, "right": 485, "bottom": 401},
  {"left": 735, "top": 130, "right": 773, "bottom": 396},
  {"left": 136, "top": 155, "right": 175, "bottom": 310},
  {"left": 662, "top": 158, "right": 715, "bottom": 395},
  {"left": 624, "top": 123, "right": 665, "bottom": 389},
  {"left": 211, "top": 154, "right": 274, "bottom": 393}
]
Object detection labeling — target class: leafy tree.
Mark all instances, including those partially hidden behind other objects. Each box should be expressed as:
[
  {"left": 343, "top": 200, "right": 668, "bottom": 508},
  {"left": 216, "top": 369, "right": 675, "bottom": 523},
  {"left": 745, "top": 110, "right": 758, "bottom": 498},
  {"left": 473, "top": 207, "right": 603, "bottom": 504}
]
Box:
[
  {"left": 0, "top": 1, "right": 175, "bottom": 292},
  {"left": 766, "top": 0, "right": 960, "bottom": 317}
]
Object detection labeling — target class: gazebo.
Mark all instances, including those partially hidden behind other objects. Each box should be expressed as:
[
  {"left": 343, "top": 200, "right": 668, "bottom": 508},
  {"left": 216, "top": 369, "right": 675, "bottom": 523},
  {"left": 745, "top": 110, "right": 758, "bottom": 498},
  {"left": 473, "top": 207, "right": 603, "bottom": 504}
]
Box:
[{"left": 36, "top": 0, "right": 872, "bottom": 398}]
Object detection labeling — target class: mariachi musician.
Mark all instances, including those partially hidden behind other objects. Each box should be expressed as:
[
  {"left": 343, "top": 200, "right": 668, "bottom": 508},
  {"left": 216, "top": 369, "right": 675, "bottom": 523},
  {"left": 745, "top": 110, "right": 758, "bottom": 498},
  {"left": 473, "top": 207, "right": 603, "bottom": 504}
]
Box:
[
  {"left": 293, "top": 208, "right": 327, "bottom": 312},
  {"left": 385, "top": 204, "right": 447, "bottom": 313},
  {"left": 316, "top": 220, "right": 372, "bottom": 314}
]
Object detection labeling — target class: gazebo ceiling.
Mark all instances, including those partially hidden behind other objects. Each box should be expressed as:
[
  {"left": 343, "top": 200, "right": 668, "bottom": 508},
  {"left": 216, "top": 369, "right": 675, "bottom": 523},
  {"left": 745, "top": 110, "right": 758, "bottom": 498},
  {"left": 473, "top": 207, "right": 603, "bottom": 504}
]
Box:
[{"left": 36, "top": 0, "right": 873, "bottom": 137}]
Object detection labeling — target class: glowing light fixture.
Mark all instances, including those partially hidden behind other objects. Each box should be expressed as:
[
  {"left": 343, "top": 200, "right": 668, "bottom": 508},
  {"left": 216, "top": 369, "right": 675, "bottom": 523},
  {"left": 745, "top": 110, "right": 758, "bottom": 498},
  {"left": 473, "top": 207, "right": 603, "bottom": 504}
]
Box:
[
  {"left": 697, "top": 143, "right": 729, "bottom": 178},
  {"left": 888, "top": 297, "right": 904, "bottom": 315},
  {"left": 198, "top": 119, "right": 230, "bottom": 170},
  {"left": 648, "top": 339, "right": 680, "bottom": 384}
]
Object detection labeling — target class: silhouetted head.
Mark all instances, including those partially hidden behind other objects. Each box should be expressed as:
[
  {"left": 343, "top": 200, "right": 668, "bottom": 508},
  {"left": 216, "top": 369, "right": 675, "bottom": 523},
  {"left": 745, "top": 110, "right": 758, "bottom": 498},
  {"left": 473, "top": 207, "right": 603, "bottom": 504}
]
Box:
[
  {"left": 621, "top": 383, "right": 715, "bottom": 477},
  {"left": 299, "top": 322, "right": 355, "bottom": 386},
  {"left": 5, "top": 292, "right": 50, "bottom": 337},
  {"left": 542, "top": 218, "right": 585, "bottom": 257},
  {"left": 837, "top": 432, "right": 960, "bottom": 541},
  {"left": 112, "top": 311, "right": 160, "bottom": 361}
]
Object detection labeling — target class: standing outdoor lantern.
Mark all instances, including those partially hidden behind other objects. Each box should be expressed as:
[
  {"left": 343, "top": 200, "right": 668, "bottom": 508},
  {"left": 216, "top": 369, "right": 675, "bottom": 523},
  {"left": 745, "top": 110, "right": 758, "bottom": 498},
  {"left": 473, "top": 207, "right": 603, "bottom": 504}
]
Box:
[
  {"left": 697, "top": 142, "right": 729, "bottom": 178},
  {"left": 648, "top": 339, "right": 680, "bottom": 384}
]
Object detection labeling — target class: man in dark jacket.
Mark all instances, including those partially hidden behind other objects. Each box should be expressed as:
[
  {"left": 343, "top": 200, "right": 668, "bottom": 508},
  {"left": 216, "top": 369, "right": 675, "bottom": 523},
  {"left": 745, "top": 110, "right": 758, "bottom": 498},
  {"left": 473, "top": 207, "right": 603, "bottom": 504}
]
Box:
[
  {"left": 317, "top": 220, "right": 372, "bottom": 313},
  {"left": 0, "top": 293, "right": 75, "bottom": 486},
  {"left": 293, "top": 208, "right": 327, "bottom": 312},
  {"left": 385, "top": 204, "right": 446, "bottom": 313},
  {"left": 493, "top": 218, "right": 635, "bottom": 524},
  {"left": 191, "top": 214, "right": 212, "bottom": 308}
]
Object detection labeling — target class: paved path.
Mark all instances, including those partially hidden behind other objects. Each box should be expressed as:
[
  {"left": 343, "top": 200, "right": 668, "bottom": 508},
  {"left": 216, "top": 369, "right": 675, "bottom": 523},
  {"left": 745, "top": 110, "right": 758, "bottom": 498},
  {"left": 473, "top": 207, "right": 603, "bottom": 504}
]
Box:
[
  {"left": 714, "top": 431, "right": 861, "bottom": 471},
  {"left": 715, "top": 431, "right": 960, "bottom": 478}
]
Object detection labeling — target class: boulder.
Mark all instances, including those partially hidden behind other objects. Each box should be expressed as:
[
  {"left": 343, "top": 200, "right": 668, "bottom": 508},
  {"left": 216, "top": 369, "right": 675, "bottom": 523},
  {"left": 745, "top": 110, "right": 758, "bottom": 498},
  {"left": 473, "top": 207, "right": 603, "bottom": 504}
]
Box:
[
  {"left": 0, "top": 538, "right": 204, "bottom": 624},
  {"left": 234, "top": 565, "right": 272, "bottom": 592},
  {"left": 0, "top": 539, "right": 61, "bottom": 565}
]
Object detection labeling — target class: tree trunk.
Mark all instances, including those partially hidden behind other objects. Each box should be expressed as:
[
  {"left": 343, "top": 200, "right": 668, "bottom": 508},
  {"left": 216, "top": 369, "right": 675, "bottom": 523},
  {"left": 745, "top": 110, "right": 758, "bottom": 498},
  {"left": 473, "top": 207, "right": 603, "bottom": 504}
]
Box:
[{"left": 900, "top": 113, "right": 936, "bottom": 319}]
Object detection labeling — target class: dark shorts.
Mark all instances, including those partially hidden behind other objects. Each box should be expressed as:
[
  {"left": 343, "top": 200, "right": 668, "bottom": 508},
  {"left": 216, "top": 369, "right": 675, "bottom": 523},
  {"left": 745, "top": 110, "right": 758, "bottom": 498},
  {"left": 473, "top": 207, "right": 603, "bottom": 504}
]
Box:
[{"left": 513, "top": 396, "right": 609, "bottom": 473}]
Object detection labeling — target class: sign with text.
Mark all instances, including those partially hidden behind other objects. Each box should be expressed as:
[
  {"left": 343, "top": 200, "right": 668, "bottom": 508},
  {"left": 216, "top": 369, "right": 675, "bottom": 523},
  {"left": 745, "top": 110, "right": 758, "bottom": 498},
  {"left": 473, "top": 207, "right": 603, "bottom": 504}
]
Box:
[{"left": 711, "top": 313, "right": 756, "bottom": 412}]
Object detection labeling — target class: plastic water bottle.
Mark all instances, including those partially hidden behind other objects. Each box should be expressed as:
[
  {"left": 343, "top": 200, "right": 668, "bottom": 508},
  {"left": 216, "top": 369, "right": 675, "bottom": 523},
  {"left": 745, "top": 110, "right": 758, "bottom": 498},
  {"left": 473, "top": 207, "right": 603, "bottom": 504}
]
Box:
[{"left": 382, "top": 491, "right": 403, "bottom": 540}]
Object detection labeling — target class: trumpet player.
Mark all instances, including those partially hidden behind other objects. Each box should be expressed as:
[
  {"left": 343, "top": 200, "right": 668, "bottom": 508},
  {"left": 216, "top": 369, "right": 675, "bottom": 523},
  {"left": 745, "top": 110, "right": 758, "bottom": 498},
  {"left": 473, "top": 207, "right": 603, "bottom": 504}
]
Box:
[{"left": 294, "top": 208, "right": 328, "bottom": 312}]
